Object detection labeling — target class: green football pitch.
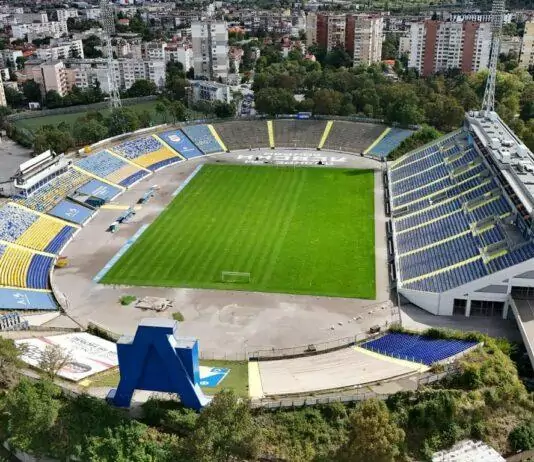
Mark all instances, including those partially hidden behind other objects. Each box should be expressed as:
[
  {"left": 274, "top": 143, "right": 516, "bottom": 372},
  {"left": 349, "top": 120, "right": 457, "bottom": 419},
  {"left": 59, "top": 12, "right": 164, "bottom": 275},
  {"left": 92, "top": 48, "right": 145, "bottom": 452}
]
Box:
[{"left": 101, "top": 164, "right": 376, "bottom": 299}]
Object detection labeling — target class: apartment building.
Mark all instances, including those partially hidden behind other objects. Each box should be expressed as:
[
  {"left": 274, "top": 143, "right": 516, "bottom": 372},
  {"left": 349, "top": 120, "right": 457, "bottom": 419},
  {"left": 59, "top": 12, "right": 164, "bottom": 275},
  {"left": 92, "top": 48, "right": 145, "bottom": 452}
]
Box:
[
  {"left": 35, "top": 40, "right": 84, "bottom": 61},
  {"left": 520, "top": 20, "right": 534, "bottom": 68},
  {"left": 11, "top": 21, "right": 68, "bottom": 40},
  {"left": 0, "top": 49, "right": 23, "bottom": 67},
  {"left": 165, "top": 44, "right": 193, "bottom": 71},
  {"left": 407, "top": 20, "right": 491, "bottom": 76},
  {"left": 191, "top": 20, "right": 229, "bottom": 81},
  {"left": 34, "top": 61, "right": 70, "bottom": 96},
  {"left": 69, "top": 58, "right": 166, "bottom": 92},
  {"left": 142, "top": 42, "right": 166, "bottom": 61},
  {"left": 350, "top": 14, "right": 384, "bottom": 65},
  {"left": 56, "top": 9, "right": 78, "bottom": 22},
  {"left": 191, "top": 80, "right": 231, "bottom": 104},
  {"left": 307, "top": 12, "right": 384, "bottom": 65}
]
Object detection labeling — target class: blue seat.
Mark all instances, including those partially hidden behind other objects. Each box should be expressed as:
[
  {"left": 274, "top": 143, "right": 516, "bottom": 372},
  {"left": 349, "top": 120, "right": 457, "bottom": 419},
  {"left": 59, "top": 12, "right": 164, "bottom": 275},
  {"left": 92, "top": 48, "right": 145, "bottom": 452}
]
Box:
[
  {"left": 44, "top": 226, "right": 75, "bottom": 254},
  {"left": 113, "top": 137, "right": 163, "bottom": 160},
  {"left": 26, "top": 254, "right": 53, "bottom": 289},
  {"left": 181, "top": 125, "right": 222, "bottom": 154},
  {"left": 0, "top": 287, "right": 57, "bottom": 310},
  {"left": 369, "top": 128, "right": 413, "bottom": 157},
  {"left": 361, "top": 333, "right": 478, "bottom": 365}
]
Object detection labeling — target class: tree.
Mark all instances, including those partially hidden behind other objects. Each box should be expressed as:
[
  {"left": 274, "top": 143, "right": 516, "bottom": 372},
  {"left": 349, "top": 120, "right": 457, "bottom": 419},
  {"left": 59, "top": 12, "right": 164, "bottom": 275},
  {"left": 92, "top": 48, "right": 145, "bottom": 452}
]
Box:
[
  {"left": 336, "top": 399, "right": 404, "bottom": 462},
  {"left": 3, "top": 378, "right": 61, "bottom": 456},
  {"left": 313, "top": 88, "right": 344, "bottom": 115},
  {"left": 155, "top": 101, "right": 169, "bottom": 123},
  {"left": 137, "top": 109, "right": 152, "bottom": 128},
  {"left": 165, "top": 75, "right": 188, "bottom": 101},
  {"left": 510, "top": 420, "right": 534, "bottom": 451},
  {"left": 255, "top": 87, "right": 296, "bottom": 116},
  {"left": 107, "top": 107, "right": 141, "bottom": 136},
  {"left": 187, "top": 390, "right": 261, "bottom": 462},
  {"left": 325, "top": 45, "right": 352, "bottom": 68},
  {"left": 15, "top": 56, "right": 25, "bottom": 71},
  {"left": 213, "top": 101, "right": 235, "bottom": 118},
  {"left": 38, "top": 344, "right": 72, "bottom": 379},
  {"left": 44, "top": 90, "right": 63, "bottom": 109},
  {"left": 169, "top": 100, "right": 187, "bottom": 122},
  {"left": 4, "top": 87, "right": 23, "bottom": 108},
  {"left": 126, "top": 79, "right": 158, "bottom": 98},
  {"left": 0, "top": 337, "right": 25, "bottom": 389},
  {"left": 424, "top": 95, "right": 465, "bottom": 132},
  {"left": 22, "top": 79, "right": 42, "bottom": 103},
  {"left": 73, "top": 118, "right": 108, "bottom": 145},
  {"left": 33, "top": 125, "right": 75, "bottom": 154}
]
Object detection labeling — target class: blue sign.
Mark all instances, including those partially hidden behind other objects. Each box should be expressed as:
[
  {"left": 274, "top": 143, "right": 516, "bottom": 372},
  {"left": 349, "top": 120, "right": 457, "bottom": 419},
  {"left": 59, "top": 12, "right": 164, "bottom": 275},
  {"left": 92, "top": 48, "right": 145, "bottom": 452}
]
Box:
[
  {"left": 297, "top": 112, "right": 312, "bottom": 119},
  {"left": 0, "top": 288, "right": 57, "bottom": 311},
  {"left": 77, "top": 179, "right": 121, "bottom": 202},
  {"left": 199, "top": 366, "right": 230, "bottom": 387},
  {"left": 157, "top": 130, "right": 203, "bottom": 159},
  {"left": 49, "top": 199, "right": 93, "bottom": 224}
]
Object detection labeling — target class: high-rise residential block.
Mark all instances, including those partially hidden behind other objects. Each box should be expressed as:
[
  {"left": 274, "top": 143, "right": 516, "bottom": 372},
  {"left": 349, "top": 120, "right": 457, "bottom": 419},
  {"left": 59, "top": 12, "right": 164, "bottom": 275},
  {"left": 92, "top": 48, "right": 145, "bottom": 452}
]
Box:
[
  {"left": 407, "top": 20, "right": 492, "bottom": 76},
  {"left": 191, "top": 20, "right": 229, "bottom": 81}
]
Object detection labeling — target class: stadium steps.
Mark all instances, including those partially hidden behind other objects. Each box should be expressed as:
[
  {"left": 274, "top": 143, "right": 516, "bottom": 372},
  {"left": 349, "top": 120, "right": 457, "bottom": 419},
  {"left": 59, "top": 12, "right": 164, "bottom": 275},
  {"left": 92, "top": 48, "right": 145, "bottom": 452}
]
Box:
[
  {"left": 363, "top": 127, "right": 390, "bottom": 154},
  {"left": 317, "top": 120, "right": 333, "bottom": 150},
  {"left": 267, "top": 120, "right": 275, "bottom": 148},
  {"left": 466, "top": 194, "right": 500, "bottom": 213},
  {"left": 16, "top": 218, "right": 66, "bottom": 253},
  {"left": 390, "top": 129, "right": 463, "bottom": 169},
  {"left": 107, "top": 150, "right": 152, "bottom": 172},
  {"left": 397, "top": 209, "right": 462, "bottom": 234},
  {"left": 401, "top": 255, "right": 483, "bottom": 285},
  {"left": 207, "top": 125, "right": 228, "bottom": 152},
  {"left": 393, "top": 171, "right": 486, "bottom": 211},
  {"left": 0, "top": 239, "right": 55, "bottom": 257},
  {"left": 391, "top": 160, "right": 448, "bottom": 185},
  {"left": 155, "top": 134, "right": 186, "bottom": 161},
  {"left": 72, "top": 165, "right": 125, "bottom": 190},
  {"left": 396, "top": 179, "right": 493, "bottom": 222},
  {"left": 10, "top": 202, "right": 80, "bottom": 229},
  {"left": 399, "top": 229, "right": 471, "bottom": 257}
]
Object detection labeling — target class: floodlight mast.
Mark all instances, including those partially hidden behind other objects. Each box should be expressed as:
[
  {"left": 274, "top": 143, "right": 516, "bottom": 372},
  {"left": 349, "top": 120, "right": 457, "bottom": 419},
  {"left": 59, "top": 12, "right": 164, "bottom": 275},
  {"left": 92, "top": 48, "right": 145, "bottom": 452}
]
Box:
[
  {"left": 99, "top": 0, "right": 122, "bottom": 109},
  {"left": 482, "top": 0, "right": 505, "bottom": 113}
]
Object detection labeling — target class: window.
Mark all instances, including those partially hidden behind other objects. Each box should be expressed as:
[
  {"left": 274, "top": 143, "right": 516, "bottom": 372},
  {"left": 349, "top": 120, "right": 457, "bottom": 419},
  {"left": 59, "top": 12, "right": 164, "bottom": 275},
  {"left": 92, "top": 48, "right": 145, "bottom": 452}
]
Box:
[{"left": 470, "top": 300, "right": 504, "bottom": 317}]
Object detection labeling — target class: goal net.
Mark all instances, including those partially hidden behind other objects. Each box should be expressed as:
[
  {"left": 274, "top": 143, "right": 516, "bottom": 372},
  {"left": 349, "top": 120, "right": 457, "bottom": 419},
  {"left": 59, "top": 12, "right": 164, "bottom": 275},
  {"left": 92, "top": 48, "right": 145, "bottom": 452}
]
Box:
[{"left": 221, "top": 271, "right": 251, "bottom": 283}]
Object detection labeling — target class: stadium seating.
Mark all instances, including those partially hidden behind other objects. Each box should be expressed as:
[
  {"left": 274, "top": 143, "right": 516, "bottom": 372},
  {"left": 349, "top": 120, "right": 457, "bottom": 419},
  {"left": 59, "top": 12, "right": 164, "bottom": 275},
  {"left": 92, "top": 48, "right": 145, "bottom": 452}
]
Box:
[
  {"left": 361, "top": 333, "right": 478, "bottom": 365},
  {"left": 112, "top": 136, "right": 180, "bottom": 171},
  {"left": 403, "top": 259, "right": 489, "bottom": 293},
  {"left": 181, "top": 125, "right": 223, "bottom": 154},
  {"left": 486, "top": 242, "right": 534, "bottom": 273},
  {"left": 396, "top": 213, "right": 468, "bottom": 254},
  {"left": 0, "top": 245, "right": 52, "bottom": 289},
  {"left": 320, "top": 121, "right": 386, "bottom": 154},
  {"left": 76, "top": 150, "right": 150, "bottom": 187},
  {"left": 213, "top": 121, "right": 270, "bottom": 150},
  {"left": 273, "top": 120, "right": 327, "bottom": 149},
  {"left": 398, "top": 233, "right": 480, "bottom": 280},
  {"left": 16, "top": 169, "right": 92, "bottom": 213},
  {"left": 0, "top": 203, "right": 38, "bottom": 243},
  {"left": 367, "top": 128, "right": 413, "bottom": 157}
]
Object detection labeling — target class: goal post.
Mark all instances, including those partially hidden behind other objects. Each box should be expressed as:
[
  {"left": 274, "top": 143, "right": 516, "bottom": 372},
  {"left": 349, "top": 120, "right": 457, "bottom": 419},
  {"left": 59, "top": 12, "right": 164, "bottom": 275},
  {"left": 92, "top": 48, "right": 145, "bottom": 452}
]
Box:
[{"left": 221, "top": 271, "right": 251, "bottom": 283}]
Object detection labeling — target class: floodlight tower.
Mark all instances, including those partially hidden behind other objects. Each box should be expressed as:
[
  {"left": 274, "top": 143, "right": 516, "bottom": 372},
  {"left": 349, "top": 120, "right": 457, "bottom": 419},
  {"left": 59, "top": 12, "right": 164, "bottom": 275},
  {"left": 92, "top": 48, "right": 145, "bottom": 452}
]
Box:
[
  {"left": 99, "top": 0, "right": 122, "bottom": 109},
  {"left": 481, "top": 0, "right": 506, "bottom": 113}
]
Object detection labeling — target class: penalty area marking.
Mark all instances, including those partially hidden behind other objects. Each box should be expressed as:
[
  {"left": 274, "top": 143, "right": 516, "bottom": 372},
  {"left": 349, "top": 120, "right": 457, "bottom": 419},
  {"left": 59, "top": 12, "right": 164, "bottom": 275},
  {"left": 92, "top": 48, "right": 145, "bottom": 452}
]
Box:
[
  {"left": 94, "top": 224, "right": 149, "bottom": 282},
  {"left": 172, "top": 164, "right": 204, "bottom": 197}
]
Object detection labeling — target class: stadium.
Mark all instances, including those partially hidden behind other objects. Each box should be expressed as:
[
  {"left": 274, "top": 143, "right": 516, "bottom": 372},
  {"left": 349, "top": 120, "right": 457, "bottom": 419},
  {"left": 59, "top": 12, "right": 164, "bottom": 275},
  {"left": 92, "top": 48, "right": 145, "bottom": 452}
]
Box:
[{"left": 3, "top": 113, "right": 534, "bottom": 403}]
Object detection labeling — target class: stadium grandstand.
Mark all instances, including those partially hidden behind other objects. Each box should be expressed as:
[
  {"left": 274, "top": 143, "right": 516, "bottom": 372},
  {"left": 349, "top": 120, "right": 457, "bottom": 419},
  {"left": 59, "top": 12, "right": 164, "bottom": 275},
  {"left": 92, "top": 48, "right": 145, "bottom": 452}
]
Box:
[
  {"left": 273, "top": 119, "right": 327, "bottom": 149},
  {"left": 212, "top": 120, "right": 270, "bottom": 151},
  {"left": 76, "top": 150, "right": 151, "bottom": 187},
  {"left": 321, "top": 121, "right": 387, "bottom": 154},
  {"left": 180, "top": 124, "right": 226, "bottom": 154},
  {"left": 386, "top": 110, "right": 534, "bottom": 366},
  {"left": 110, "top": 136, "right": 182, "bottom": 171}
]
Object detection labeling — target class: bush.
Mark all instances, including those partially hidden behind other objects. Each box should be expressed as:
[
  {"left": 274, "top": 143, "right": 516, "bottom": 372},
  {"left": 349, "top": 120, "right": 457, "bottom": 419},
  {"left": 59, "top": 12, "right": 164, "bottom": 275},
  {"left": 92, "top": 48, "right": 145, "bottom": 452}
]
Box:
[
  {"left": 172, "top": 312, "right": 184, "bottom": 322},
  {"left": 387, "top": 125, "right": 441, "bottom": 161},
  {"left": 119, "top": 295, "right": 137, "bottom": 306},
  {"left": 509, "top": 420, "right": 534, "bottom": 451}
]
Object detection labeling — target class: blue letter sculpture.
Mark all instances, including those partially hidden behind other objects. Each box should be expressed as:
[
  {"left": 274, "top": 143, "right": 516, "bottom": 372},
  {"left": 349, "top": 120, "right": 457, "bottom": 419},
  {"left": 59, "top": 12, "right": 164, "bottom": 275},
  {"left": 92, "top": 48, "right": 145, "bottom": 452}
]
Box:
[{"left": 107, "top": 318, "right": 210, "bottom": 410}]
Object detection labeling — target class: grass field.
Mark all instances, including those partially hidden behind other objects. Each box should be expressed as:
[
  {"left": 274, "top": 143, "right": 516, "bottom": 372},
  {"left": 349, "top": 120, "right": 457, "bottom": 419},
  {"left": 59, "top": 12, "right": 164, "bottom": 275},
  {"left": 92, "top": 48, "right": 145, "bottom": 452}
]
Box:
[
  {"left": 14, "top": 101, "right": 164, "bottom": 132},
  {"left": 87, "top": 360, "right": 249, "bottom": 397},
  {"left": 102, "top": 164, "right": 376, "bottom": 299}
]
